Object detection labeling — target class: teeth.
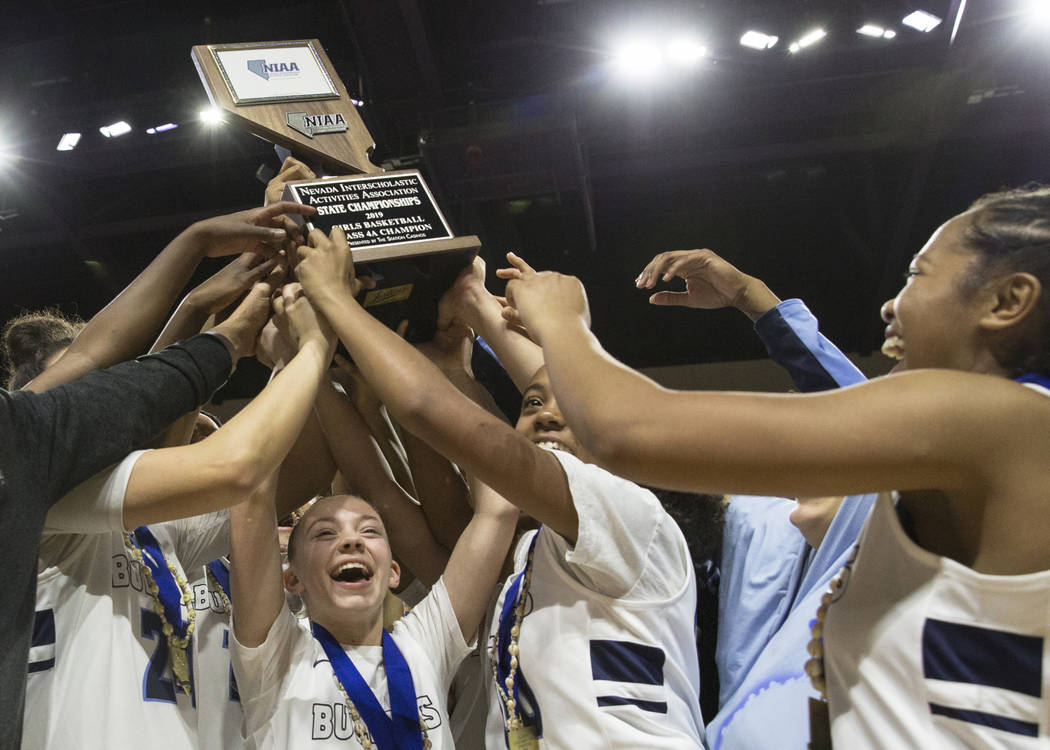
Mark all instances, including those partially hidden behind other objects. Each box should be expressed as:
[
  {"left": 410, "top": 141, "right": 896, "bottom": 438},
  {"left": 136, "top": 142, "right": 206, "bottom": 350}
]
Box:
[
  {"left": 536, "top": 441, "right": 564, "bottom": 452},
  {"left": 881, "top": 335, "right": 904, "bottom": 360},
  {"left": 337, "top": 562, "right": 366, "bottom": 574}
]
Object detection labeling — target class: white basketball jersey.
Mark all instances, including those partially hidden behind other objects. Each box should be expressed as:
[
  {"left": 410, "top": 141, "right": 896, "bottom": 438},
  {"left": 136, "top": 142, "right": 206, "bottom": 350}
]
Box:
[
  {"left": 824, "top": 493, "right": 1050, "bottom": 748},
  {"left": 482, "top": 451, "right": 705, "bottom": 749},
  {"left": 231, "top": 578, "right": 470, "bottom": 750},
  {"left": 25, "top": 452, "right": 229, "bottom": 749},
  {"left": 191, "top": 558, "right": 244, "bottom": 750}
]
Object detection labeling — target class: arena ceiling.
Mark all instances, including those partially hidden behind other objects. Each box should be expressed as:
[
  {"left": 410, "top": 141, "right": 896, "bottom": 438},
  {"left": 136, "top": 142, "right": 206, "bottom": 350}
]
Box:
[{"left": 1, "top": 0, "right": 1047, "bottom": 390}]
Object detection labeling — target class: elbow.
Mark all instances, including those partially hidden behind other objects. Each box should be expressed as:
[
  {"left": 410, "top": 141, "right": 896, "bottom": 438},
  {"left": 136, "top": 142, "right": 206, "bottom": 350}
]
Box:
[
  {"left": 389, "top": 390, "right": 433, "bottom": 438},
  {"left": 576, "top": 416, "right": 637, "bottom": 473},
  {"left": 219, "top": 448, "right": 270, "bottom": 498}
]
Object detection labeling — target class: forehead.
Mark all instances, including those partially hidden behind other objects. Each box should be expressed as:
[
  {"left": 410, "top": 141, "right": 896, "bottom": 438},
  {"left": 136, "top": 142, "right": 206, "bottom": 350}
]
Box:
[
  {"left": 914, "top": 213, "right": 973, "bottom": 265},
  {"left": 302, "top": 496, "right": 382, "bottom": 528},
  {"left": 523, "top": 366, "right": 551, "bottom": 394}
]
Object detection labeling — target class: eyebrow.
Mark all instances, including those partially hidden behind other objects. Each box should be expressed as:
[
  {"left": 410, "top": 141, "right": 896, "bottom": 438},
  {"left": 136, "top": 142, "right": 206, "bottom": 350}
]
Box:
[
  {"left": 306, "top": 513, "right": 385, "bottom": 531},
  {"left": 305, "top": 515, "right": 338, "bottom": 532},
  {"left": 522, "top": 384, "right": 546, "bottom": 399}
]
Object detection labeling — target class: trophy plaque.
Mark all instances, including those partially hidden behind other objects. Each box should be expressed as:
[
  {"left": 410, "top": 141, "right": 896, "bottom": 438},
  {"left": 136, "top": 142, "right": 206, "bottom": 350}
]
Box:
[{"left": 192, "top": 39, "right": 479, "bottom": 341}]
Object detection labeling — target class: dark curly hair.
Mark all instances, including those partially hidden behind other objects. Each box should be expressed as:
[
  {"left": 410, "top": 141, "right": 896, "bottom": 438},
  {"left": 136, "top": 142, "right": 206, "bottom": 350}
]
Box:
[
  {"left": 956, "top": 185, "right": 1050, "bottom": 377},
  {"left": 2, "top": 309, "right": 85, "bottom": 390}
]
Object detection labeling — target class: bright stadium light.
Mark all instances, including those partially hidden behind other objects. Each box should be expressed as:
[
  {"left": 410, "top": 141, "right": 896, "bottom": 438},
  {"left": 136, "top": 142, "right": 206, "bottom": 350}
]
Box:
[
  {"left": 99, "top": 121, "right": 132, "bottom": 138},
  {"left": 883, "top": 28, "right": 897, "bottom": 38},
  {"left": 56, "top": 132, "right": 81, "bottom": 151},
  {"left": 145, "top": 123, "right": 179, "bottom": 134},
  {"left": 199, "top": 107, "right": 224, "bottom": 125},
  {"left": 1026, "top": 0, "right": 1050, "bottom": 27},
  {"left": 740, "top": 30, "right": 779, "bottom": 50},
  {"left": 789, "top": 27, "right": 827, "bottom": 53},
  {"left": 666, "top": 37, "right": 707, "bottom": 67},
  {"left": 858, "top": 24, "right": 885, "bottom": 37},
  {"left": 610, "top": 37, "right": 664, "bottom": 81},
  {"left": 902, "top": 10, "right": 943, "bottom": 32}
]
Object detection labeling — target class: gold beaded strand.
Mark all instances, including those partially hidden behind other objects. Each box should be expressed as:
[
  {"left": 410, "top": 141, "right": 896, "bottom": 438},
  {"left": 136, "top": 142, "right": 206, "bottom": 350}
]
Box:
[
  {"left": 123, "top": 532, "right": 197, "bottom": 696},
  {"left": 490, "top": 544, "right": 537, "bottom": 731}
]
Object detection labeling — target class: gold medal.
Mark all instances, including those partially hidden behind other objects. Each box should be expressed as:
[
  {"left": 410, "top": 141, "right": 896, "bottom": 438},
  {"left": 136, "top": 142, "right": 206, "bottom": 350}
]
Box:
[
  {"left": 507, "top": 725, "right": 539, "bottom": 750},
  {"left": 170, "top": 642, "right": 192, "bottom": 695}
]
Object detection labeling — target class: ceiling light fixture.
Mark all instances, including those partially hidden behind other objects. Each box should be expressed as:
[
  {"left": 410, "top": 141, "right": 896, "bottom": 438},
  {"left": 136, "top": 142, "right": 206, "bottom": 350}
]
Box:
[
  {"left": 99, "top": 121, "right": 132, "bottom": 138},
  {"left": 740, "top": 30, "right": 779, "bottom": 50},
  {"left": 56, "top": 133, "right": 81, "bottom": 151},
  {"left": 902, "top": 10, "right": 943, "bottom": 32}
]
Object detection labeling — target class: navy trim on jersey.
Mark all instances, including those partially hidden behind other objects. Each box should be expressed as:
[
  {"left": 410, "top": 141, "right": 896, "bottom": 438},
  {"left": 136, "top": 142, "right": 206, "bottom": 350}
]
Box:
[
  {"left": 590, "top": 640, "right": 665, "bottom": 685},
  {"left": 922, "top": 619, "right": 1043, "bottom": 697},
  {"left": 591, "top": 640, "right": 667, "bottom": 714},
  {"left": 929, "top": 704, "right": 1039, "bottom": 737},
  {"left": 29, "top": 609, "right": 56, "bottom": 673},
  {"left": 596, "top": 695, "right": 668, "bottom": 713}
]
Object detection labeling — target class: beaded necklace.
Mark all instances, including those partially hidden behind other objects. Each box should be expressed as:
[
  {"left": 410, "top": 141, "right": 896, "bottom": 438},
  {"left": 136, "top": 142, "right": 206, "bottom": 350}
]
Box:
[
  {"left": 123, "top": 528, "right": 196, "bottom": 695},
  {"left": 206, "top": 558, "right": 232, "bottom": 615},
  {"left": 326, "top": 670, "right": 432, "bottom": 750},
  {"left": 490, "top": 535, "right": 539, "bottom": 748}
]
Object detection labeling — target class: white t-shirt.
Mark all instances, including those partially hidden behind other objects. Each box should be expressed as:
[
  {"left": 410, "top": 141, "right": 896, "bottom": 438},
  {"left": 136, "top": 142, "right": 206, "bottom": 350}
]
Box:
[
  {"left": 482, "top": 450, "right": 705, "bottom": 749},
  {"left": 25, "top": 451, "right": 230, "bottom": 749},
  {"left": 231, "top": 577, "right": 471, "bottom": 750}
]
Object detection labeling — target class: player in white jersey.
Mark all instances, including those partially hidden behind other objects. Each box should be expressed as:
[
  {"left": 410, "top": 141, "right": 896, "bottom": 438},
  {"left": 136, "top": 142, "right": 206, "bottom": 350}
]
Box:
[
  {"left": 24, "top": 283, "right": 338, "bottom": 748},
  {"left": 293, "top": 225, "right": 706, "bottom": 748},
  {"left": 28, "top": 453, "right": 227, "bottom": 747},
  {"left": 497, "top": 185, "right": 1050, "bottom": 747},
  {"left": 227, "top": 282, "right": 519, "bottom": 750}
]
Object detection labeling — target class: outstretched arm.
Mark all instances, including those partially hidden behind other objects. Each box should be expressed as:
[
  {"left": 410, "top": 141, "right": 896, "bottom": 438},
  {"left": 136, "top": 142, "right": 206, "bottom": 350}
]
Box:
[
  {"left": 150, "top": 252, "right": 278, "bottom": 354},
  {"left": 229, "top": 472, "right": 285, "bottom": 648},
  {"left": 121, "top": 284, "right": 336, "bottom": 528},
  {"left": 442, "top": 475, "right": 519, "bottom": 640},
  {"left": 501, "top": 256, "right": 1040, "bottom": 500},
  {"left": 296, "top": 228, "right": 579, "bottom": 543},
  {"left": 635, "top": 248, "right": 864, "bottom": 391},
  {"left": 437, "top": 256, "right": 544, "bottom": 391},
  {"left": 26, "top": 202, "right": 313, "bottom": 393}
]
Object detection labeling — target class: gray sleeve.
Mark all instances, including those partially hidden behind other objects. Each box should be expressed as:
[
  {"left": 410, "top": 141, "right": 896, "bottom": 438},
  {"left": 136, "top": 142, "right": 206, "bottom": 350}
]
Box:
[{"left": 4, "top": 334, "right": 232, "bottom": 512}]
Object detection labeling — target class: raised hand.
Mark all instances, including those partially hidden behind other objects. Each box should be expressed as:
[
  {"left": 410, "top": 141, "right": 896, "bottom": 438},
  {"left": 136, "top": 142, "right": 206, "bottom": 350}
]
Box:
[
  {"left": 498, "top": 252, "right": 591, "bottom": 342},
  {"left": 186, "top": 252, "right": 279, "bottom": 316},
  {"left": 295, "top": 226, "right": 373, "bottom": 306},
  {"left": 265, "top": 156, "right": 317, "bottom": 206},
  {"left": 272, "top": 282, "right": 336, "bottom": 355},
  {"left": 209, "top": 281, "right": 275, "bottom": 362},
  {"left": 256, "top": 318, "right": 298, "bottom": 370},
  {"left": 436, "top": 255, "right": 488, "bottom": 334},
  {"left": 187, "top": 201, "right": 316, "bottom": 259},
  {"left": 634, "top": 248, "right": 780, "bottom": 321}
]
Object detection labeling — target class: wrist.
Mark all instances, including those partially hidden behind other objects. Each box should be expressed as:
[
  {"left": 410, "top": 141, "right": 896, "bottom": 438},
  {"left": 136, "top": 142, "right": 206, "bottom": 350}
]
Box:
[
  {"left": 471, "top": 293, "right": 508, "bottom": 338},
  {"left": 179, "top": 222, "right": 211, "bottom": 260},
  {"left": 734, "top": 279, "right": 781, "bottom": 322},
  {"left": 202, "top": 329, "right": 241, "bottom": 364},
  {"left": 307, "top": 284, "right": 355, "bottom": 317}
]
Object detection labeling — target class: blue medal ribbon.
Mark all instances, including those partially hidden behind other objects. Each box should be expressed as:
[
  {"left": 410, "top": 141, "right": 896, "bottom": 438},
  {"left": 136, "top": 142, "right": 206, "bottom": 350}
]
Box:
[
  {"left": 1016, "top": 373, "right": 1050, "bottom": 391},
  {"left": 129, "top": 526, "right": 189, "bottom": 636},
  {"left": 311, "top": 622, "right": 423, "bottom": 750},
  {"left": 495, "top": 531, "right": 542, "bottom": 736},
  {"left": 207, "top": 559, "right": 231, "bottom": 597}
]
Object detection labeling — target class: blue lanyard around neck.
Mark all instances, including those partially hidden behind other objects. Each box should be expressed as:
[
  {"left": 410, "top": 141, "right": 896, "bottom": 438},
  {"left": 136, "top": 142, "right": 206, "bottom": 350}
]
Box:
[
  {"left": 129, "top": 527, "right": 189, "bottom": 636},
  {"left": 1016, "top": 373, "right": 1050, "bottom": 391},
  {"left": 495, "top": 531, "right": 542, "bottom": 725},
  {"left": 311, "top": 622, "right": 423, "bottom": 750},
  {"left": 207, "top": 559, "right": 230, "bottom": 597}
]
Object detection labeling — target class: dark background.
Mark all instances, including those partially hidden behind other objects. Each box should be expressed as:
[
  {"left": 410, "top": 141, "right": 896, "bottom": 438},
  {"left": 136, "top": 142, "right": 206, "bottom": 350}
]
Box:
[{"left": 1, "top": 0, "right": 1047, "bottom": 384}]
